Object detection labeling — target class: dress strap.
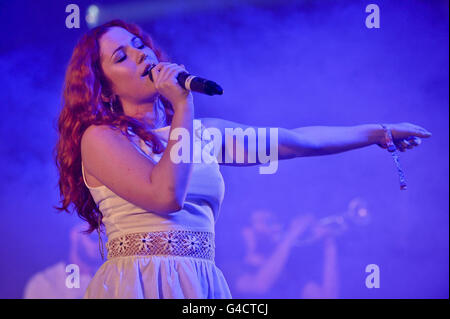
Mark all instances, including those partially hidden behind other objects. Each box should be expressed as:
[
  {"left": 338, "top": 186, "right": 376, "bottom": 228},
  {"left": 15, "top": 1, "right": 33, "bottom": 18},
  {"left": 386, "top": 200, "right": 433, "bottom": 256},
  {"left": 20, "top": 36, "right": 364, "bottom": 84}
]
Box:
[{"left": 81, "top": 161, "right": 90, "bottom": 188}]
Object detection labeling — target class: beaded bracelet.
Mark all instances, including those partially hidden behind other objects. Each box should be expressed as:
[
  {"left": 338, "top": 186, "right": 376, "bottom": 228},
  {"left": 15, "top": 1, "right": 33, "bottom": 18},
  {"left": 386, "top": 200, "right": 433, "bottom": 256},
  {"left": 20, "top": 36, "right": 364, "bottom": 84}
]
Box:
[{"left": 380, "top": 124, "right": 407, "bottom": 190}]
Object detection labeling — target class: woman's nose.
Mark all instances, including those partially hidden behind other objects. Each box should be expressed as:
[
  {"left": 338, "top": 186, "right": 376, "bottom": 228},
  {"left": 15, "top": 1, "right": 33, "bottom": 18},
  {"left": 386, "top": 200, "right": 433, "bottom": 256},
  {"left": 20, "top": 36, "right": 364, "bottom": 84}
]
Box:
[
  {"left": 137, "top": 52, "right": 148, "bottom": 64},
  {"left": 128, "top": 45, "right": 147, "bottom": 64}
]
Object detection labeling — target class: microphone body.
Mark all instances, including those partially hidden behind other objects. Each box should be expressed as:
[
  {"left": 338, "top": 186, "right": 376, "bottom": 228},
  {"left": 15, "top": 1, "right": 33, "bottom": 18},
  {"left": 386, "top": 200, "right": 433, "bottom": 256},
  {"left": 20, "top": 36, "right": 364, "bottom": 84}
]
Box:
[
  {"left": 148, "top": 65, "right": 223, "bottom": 96},
  {"left": 177, "top": 72, "right": 223, "bottom": 96}
]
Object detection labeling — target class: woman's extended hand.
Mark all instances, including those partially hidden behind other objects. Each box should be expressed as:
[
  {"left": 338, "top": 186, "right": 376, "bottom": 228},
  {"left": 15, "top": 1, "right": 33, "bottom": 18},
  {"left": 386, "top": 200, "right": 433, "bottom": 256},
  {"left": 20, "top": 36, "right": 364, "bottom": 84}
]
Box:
[{"left": 377, "top": 122, "right": 432, "bottom": 152}]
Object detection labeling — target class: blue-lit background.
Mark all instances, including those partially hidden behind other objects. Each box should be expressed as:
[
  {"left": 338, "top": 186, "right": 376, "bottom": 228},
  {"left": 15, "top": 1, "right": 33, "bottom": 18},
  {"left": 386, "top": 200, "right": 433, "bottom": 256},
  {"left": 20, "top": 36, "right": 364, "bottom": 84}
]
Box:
[{"left": 0, "top": 0, "right": 448, "bottom": 298}]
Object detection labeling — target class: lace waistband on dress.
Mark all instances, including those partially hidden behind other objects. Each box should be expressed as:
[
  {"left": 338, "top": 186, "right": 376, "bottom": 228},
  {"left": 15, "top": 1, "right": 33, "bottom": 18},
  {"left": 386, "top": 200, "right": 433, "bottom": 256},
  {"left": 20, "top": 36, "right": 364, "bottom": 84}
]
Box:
[{"left": 106, "top": 230, "right": 215, "bottom": 261}]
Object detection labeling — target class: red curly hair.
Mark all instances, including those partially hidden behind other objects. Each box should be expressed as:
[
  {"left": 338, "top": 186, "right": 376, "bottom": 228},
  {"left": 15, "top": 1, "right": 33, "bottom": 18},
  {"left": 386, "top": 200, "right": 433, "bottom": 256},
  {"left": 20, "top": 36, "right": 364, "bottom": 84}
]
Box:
[{"left": 54, "top": 19, "right": 174, "bottom": 234}]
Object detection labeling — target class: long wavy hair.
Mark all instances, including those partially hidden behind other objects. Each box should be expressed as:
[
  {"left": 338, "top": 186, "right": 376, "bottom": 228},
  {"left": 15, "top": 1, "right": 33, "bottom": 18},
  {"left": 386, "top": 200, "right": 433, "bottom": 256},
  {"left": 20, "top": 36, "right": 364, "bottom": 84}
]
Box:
[{"left": 54, "top": 19, "right": 174, "bottom": 234}]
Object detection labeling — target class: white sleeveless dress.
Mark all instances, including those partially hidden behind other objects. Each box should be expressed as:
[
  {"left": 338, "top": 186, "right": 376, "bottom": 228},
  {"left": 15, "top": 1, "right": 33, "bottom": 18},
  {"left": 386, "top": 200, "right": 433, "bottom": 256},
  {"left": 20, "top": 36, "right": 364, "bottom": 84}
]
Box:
[{"left": 82, "top": 119, "right": 232, "bottom": 299}]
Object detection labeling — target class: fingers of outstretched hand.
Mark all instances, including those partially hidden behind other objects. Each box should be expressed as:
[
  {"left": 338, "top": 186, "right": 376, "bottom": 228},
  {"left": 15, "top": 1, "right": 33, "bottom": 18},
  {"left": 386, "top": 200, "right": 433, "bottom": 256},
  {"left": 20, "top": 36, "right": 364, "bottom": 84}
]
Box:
[
  {"left": 395, "top": 138, "right": 420, "bottom": 152},
  {"left": 402, "top": 139, "right": 414, "bottom": 149},
  {"left": 407, "top": 123, "right": 432, "bottom": 138},
  {"left": 395, "top": 142, "right": 405, "bottom": 152},
  {"left": 406, "top": 136, "right": 421, "bottom": 146},
  {"left": 379, "top": 128, "right": 424, "bottom": 152}
]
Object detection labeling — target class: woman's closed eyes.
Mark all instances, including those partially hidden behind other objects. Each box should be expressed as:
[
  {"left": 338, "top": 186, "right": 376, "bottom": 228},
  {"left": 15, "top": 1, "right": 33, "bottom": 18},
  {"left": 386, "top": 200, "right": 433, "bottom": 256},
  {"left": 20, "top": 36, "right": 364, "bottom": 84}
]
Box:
[{"left": 114, "top": 37, "right": 146, "bottom": 63}]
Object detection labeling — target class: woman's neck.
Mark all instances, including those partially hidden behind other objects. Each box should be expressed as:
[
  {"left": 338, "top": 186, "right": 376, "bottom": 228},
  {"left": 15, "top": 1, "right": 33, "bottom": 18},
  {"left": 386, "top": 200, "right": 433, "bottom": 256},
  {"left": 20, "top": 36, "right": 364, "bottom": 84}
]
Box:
[
  {"left": 151, "top": 99, "right": 168, "bottom": 129},
  {"left": 127, "top": 97, "right": 168, "bottom": 130}
]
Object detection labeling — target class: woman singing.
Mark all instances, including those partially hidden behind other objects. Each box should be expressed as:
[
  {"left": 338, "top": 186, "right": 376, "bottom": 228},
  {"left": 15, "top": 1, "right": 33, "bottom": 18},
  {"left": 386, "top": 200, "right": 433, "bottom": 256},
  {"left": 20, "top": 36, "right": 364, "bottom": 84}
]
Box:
[{"left": 54, "top": 19, "right": 432, "bottom": 299}]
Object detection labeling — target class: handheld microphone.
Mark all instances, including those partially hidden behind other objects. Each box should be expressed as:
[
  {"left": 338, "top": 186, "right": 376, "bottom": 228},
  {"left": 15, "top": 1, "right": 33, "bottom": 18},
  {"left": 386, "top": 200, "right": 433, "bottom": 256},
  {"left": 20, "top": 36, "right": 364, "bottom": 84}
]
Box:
[{"left": 147, "top": 63, "right": 223, "bottom": 96}]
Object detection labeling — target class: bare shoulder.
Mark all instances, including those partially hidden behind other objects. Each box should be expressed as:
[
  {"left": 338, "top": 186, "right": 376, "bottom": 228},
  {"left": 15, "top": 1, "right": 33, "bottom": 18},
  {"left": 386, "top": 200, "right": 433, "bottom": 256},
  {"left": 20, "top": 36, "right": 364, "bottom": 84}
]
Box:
[
  {"left": 82, "top": 124, "right": 122, "bottom": 143},
  {"left": 80, "top": 125, "right": 123, "bottom": 185},
  {"left": 80, "top": 124, "right": 138, "bottom": 179},
  {"left": 82, "top": 125, "right": 115, "bottom": 157},
  {"left": 81, "top": 124, "right": 133, "bottom": 155}
]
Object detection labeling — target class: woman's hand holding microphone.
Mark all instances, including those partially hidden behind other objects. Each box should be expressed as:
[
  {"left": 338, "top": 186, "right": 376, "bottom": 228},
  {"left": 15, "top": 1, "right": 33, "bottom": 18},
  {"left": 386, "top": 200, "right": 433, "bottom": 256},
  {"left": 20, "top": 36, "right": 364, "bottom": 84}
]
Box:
[{"left": 150, "top": 62, "right": 194, "bottom": 113}]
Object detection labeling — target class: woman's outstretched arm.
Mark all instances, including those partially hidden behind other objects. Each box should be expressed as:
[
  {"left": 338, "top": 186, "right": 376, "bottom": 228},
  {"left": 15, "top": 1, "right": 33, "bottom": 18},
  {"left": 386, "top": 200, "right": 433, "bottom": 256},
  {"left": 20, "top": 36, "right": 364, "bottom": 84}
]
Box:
[
  {"left": 289, "top": 122, "right": 432, "bottom": 157},
  {"left": 199, "top": 117, "right": 432, "bottom": 166}
]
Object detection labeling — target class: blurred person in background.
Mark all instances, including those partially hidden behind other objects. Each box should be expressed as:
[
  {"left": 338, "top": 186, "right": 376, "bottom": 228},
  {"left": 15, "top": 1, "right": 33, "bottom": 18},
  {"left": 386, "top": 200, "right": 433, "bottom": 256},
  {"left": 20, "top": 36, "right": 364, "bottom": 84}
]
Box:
[
  {"left": 23, "top": 223, "right": 100, "bottom": 299},
  {"left": 236, "top": 210, "right": 339, "bottom": 298}
]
